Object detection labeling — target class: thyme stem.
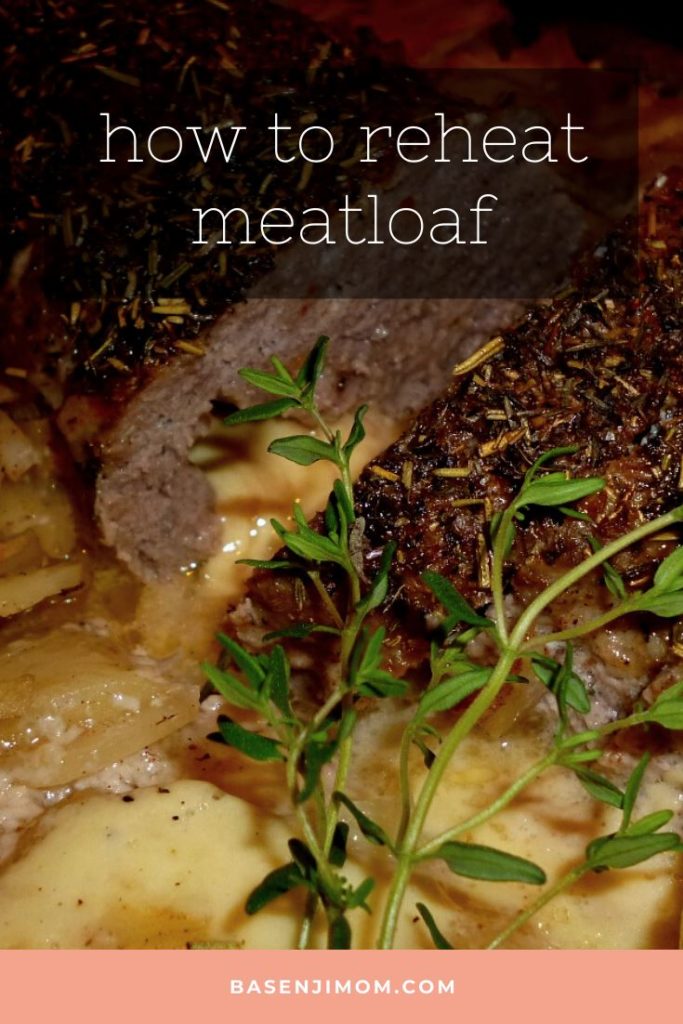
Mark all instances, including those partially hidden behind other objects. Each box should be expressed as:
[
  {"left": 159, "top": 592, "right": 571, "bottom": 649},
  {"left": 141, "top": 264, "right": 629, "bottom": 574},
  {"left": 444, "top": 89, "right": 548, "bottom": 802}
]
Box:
[
  {"left": 415, "top": 747, "right": 558, "bottom": 859},
  {"left": 521, "top": 599, "right": 638, "bottom": 651},
  {"left": 307, "top": 570, "right": 345, "bottom": 629},
  {"left": 511, "top": 508, "right": 682, "bottom": 649},
  {"left": 491, "top": 508, "right": 514, "bottom": 644},
  {"left": 487, "top": 865, "right": 587, "bottom": 948},
  {"left": 377, "top": 647, "right": 518, "bottom": 948},
  {"left": 396, "top": 723, "right": 415, "bottom": 846},
  {"left": 378, "top": 507, "right": 683, "bottom": 948}
]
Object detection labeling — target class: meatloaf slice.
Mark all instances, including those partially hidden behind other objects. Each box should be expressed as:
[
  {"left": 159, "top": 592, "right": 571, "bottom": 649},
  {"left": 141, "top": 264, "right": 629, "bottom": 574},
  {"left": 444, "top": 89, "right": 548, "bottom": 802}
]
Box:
[
  {"left": 94, "top": 294, "right": 522, "bottom": 577},
  {"left": 243, "top": 170, "right": 683, "bottom": 721}
]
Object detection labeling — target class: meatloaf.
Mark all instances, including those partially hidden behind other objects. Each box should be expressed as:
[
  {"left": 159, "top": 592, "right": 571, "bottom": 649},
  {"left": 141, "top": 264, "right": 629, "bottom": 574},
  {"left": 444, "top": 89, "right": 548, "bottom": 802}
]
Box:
[{"left": 243, "top": 169, "right": 683, "bottom": 722}]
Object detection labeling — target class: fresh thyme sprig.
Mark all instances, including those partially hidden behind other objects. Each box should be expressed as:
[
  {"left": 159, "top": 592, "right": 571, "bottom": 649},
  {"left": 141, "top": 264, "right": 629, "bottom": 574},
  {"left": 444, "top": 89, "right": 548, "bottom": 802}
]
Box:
[
  {"left": 204, "top": 338, "right": 683, "bottom": 949},
  {"left": 207, "top": 337, "right": 401, "bottom": 948}
]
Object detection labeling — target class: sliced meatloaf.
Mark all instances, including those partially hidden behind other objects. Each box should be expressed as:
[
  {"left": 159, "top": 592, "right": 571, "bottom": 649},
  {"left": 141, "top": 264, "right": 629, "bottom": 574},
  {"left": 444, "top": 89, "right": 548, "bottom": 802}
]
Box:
[{"left": 243, "top": 170, "right": 683, "bottom": 722}]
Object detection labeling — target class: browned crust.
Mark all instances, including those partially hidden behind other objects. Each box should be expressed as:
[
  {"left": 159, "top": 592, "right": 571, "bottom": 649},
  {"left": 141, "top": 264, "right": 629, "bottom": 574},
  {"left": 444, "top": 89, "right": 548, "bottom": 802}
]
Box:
[{"left": 245, "top": 170, "right": 683, "bottom": 668}]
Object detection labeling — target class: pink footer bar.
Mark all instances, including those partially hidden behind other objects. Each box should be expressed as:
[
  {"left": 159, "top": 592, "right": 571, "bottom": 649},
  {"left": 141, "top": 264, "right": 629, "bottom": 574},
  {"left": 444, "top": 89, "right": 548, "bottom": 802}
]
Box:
[{"left": 1, "top": 950, "right": 679, "bottom": 1023}]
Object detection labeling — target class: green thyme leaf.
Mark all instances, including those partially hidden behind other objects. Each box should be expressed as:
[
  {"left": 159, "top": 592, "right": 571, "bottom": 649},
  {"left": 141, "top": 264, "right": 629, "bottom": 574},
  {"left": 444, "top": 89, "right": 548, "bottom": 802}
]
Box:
[
  {"left": 422, "top": 571, "right": 492, "bottom": 630},
  {"left": 586, "top": 832, "right": 683, "bottom": 871},
  {"left": 288, "top": 838, "right": 318, "bottom": 879},
  {"left": 490, "top": 509, "right": 516, "bottom": 559},
  {"left": 653, "top": 545, "right": 683, "bottom": 590},
  {"left": 275, "top": 519, "right": 348, "bottom": 569},
  {"left": 297, "top": 732, "right": 338, "bottom": 803},
  {"left": 558, "top": 506, "right": 593, "bottom": 523},
  {"left": 416, "top": 902, "right": 454, "bottom": 949},
  {"left": 413, "top": 735, "right": 437, "bottom": 768},
  {"left": 238, "top": 367, "right": 301, "bottom": 398},
  {"left": 620, "top": 754, "right": 650, "bottom": 832},
  {"left": 574, "top": 769, "right": 624, "bottom": 809},
  {"left": 356, "top": 672, "right": 408, "bottom": 699},
  {"left": 429, "top": 642, "right": 481, "bottom": 684},
  {"left": 201, "top": 663, "right": 263, "bottom": 713},
  {"left": 237, "top": 558, "right": 298, "bottom": 571},
  {"left": 269, "top": 356, "right": 296, "bottom": 383},
  {"left": 224, "top": 397, "right": 299, "bottom": 426},
  {"left": 519, "top": 474, "right": 605, "bottom": 510},
  {"left": 635, "top": 591, "right": 683, "bottom": 617},
  {"left": 343, "top": 404, "right": 368, "bottom": 458},
  {"left": 346, "top": 877, "right": 375, "bottom": 912},
  {"left": 588, "top": 536, "right": 627, "bottom": 600},
  {"left": 267, "top": 645, "right": 292, "bottom": 718},
  {"left": 429, "top": 841, "right": 546, "bottom": 884},
  {"left": 211, "top": 717, "right": 284, "bottom": 762},
  {"left": 646, "top": 683, "right": 683, "bottom": 729},
  {"left": 416, "top": 667, "right": 491, "bottom": 718},
  {"left": 268, "top": 434, "right": 337, "bottom": 467},
  {"left": 217, "top": 633, "right": 266, "bottom": 688},
  {"left": 245, "top": 862, "right": 306, "bottom": 915},
  {"left": 324, "top": 490, "right": 341, "bottom": 539},
  {"left": 351, "top": 626, "right": 408, "bottom": 699},
  {"left": 626, "top": 810, "right": 674, "bottom": 837},
  {"left": 651, "top": 680, "right": 683, "bottom": 704},
  {"left": 559, "top": 749, "right": 603, "bottom": 767},
  {"left": 331, "top": 478, "right": 355, "bottom": 527},
  {"left": 523, "top": 445, "right": 580, "bottom": 485},
  {"left": 295, "top": 335, "right": 329, "bottom": 392},
  {"left": 531, "top": 651, "right": 591, "bottom": 715},
  {"left": 202, "top": 663, "right": 255, "bottom": 709},
  {"left": 333, "top": 792, "right": 393, "bottom": 848}
]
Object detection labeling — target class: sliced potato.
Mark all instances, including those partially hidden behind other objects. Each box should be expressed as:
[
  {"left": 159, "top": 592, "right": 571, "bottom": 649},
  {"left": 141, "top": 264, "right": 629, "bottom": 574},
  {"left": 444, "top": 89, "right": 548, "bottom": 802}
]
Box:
[
  {"left": 31, "top": 486, "right": 77, "bottom": 559},
  {"left": 0, "top": 562, "right": 83, "bottom": 618},
  {"left": 0, "top": 630, "right": 198, "bottom": 786},
  {"left": 0, "top": 477, "right": 76, "bottom": 559},
  {"left": 0, "top": 410, "right": 40, "bottom": 481},
  {"left": 0, "top": 531, "right": 43, "bottom": 576}
]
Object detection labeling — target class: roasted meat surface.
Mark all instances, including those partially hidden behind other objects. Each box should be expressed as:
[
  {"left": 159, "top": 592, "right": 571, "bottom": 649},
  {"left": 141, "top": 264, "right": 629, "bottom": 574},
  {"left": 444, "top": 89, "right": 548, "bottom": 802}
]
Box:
[{"left": 243, "top": 171, "right": 683, "bottom": 722}]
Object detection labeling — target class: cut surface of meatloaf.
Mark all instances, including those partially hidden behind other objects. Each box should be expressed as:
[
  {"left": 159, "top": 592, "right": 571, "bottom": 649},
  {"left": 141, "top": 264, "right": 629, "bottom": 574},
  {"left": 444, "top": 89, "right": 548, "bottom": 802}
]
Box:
[
  {"left": 243, "top": 170, "right": 683, "bottom": 723},
  {"left": 94, "top": 295, "right": 522, "bottom": 577},
  {"left": 2, "top": 0, "right": 587, "bottom": 578}
]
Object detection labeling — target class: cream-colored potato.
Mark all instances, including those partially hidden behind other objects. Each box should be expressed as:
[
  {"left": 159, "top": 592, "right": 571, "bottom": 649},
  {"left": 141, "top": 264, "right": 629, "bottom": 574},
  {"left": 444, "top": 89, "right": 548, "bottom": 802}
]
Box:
[
  {"left": 0, "top": 781, "right": 414, "bottom": 950},
  {"left": 0, "top": 531, "right": 43, "bottom": 577},
  {"left": 0, "top": 477, "right": 76, "bottom": 560},
  {"left": 0, "top": 782, "right": 307, "bottom": 949},
  {"left": 0, "top": 411, "right": 40, "bottom": 481},
  {"left": 0, "top": 745, "right": 679, "bottom": 950},
  {"left": 0, "top": 561, "right": 83, "bottom": 618},
  {"left": 0, "top": 630, "right": 197, "bottom": 787}
]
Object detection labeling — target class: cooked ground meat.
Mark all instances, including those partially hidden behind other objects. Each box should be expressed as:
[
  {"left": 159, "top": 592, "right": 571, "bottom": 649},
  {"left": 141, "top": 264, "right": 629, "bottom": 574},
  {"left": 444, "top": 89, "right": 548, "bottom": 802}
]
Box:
[{"left": 242, "top": 169, "right": 683, "bottom": 721}]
